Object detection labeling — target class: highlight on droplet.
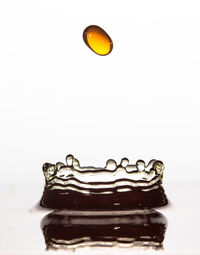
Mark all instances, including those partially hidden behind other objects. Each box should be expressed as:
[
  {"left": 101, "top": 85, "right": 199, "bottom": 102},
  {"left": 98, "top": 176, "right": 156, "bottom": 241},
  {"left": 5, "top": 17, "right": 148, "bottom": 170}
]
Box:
[{"left": 83, "top": 25, "right": 113, "bottom": 56}]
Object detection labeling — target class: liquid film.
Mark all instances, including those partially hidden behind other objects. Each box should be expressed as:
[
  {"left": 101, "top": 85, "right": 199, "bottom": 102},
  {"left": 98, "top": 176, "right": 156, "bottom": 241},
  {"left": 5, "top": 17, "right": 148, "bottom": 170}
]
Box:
[
  {"left": 83, "top": 25, "right": 113, "bottom": 56},
  {"left": 40, "top": 154, "right": 168, "bottom": 210}
]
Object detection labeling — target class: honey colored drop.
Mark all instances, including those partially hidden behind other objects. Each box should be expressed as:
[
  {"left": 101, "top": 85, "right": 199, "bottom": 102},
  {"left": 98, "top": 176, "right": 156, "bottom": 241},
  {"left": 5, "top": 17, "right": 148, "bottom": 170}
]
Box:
[{"left": 83, "top": 25, "right": 113, "bottom": 56}]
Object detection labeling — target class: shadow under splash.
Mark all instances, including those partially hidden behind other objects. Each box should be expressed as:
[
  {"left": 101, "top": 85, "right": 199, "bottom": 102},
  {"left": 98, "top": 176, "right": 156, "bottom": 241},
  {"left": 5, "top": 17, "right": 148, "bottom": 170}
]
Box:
[{"left": 41, "top": 209, "right": 167, "bottom": 250}]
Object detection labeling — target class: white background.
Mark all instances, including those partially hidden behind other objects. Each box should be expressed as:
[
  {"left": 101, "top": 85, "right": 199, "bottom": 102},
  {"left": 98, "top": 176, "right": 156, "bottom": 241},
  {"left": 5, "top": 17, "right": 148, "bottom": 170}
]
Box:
[{"left": 0, "top": 0, "right": 200, "bottom": 184}]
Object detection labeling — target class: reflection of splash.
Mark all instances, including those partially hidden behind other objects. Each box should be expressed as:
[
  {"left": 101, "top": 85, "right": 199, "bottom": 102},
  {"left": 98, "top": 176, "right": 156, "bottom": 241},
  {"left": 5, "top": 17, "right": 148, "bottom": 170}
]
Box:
[
  {"left": 40, "top": 154, "right": 168, "bottom": 210},
  {"left": 41, "top": 210, "right": 167, "bottom": 250}
]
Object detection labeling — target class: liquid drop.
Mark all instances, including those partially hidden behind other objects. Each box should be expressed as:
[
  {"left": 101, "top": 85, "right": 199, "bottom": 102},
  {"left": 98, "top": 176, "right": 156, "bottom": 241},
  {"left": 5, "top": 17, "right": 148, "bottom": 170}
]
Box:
[{"left": 83, "top": 25, "right": 113, "bottom": 56}]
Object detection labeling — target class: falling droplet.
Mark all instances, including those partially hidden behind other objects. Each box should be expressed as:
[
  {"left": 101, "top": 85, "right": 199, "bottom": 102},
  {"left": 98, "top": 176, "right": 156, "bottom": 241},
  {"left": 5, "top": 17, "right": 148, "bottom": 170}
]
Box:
[{"left": 83, "top": 25, "right": 113, "bottom": 56}]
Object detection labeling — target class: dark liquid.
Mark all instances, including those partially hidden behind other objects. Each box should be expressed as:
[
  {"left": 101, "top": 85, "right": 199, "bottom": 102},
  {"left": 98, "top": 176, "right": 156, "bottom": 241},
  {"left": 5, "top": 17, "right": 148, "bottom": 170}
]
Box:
[
  {"left": 41, "top": 210, "right": 167, "bottom": 249},
  {"left": 40, "top": 181, "right": 168, "bottom": 210}
]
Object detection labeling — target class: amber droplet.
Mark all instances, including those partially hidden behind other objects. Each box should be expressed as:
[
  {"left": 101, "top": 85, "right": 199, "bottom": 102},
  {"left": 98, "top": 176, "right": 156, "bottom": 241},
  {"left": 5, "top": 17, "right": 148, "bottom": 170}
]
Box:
[{"left": 83, "top": 25, "right": 113, "bottom": 56}]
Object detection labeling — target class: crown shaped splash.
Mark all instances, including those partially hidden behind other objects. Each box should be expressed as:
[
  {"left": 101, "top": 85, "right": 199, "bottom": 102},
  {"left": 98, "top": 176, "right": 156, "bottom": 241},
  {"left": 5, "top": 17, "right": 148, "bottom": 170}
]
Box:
[
  {"left": 43, "top": 154, "right": 164, "bottom": 191},
  {"left": 40, "top": 154, "right": 168, "bottom": 210}
]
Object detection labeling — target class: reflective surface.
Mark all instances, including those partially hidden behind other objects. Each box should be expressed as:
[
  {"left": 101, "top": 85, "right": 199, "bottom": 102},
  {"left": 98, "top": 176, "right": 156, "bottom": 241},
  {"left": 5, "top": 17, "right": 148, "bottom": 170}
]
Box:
[
  {"left": 0, "top": 182, "right": 200, "bottom": 254},
  {"left": 41, "top": 210, "right": 167, "bottom": 250}
]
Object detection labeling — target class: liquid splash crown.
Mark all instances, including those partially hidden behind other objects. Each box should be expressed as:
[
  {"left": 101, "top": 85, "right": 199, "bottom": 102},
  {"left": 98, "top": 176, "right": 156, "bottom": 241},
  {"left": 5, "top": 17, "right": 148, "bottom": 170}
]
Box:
[
  {"left": 43, "top": 154, "right": 164, "bottom": 191},
  {"left": 40, "top": 154, "right": 168, "bottom": 210}
]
